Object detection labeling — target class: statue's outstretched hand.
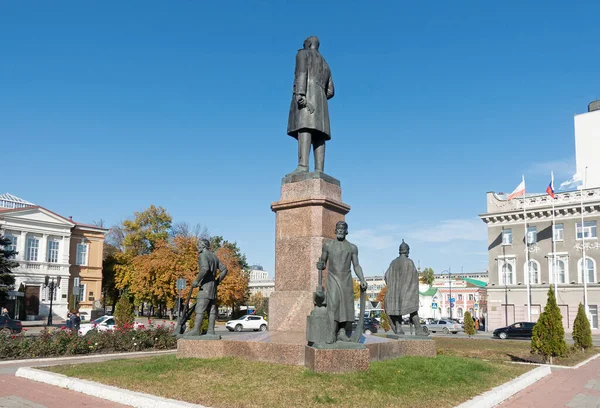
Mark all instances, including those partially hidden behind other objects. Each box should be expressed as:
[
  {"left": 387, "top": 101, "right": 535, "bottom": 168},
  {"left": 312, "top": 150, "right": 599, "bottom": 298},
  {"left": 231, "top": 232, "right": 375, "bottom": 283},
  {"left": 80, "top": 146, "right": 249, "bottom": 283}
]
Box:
[
  {"left": 360, "top": 280, "right": 368, "bottom": 291},
  {"left": 316, "top": 261, "right": 325, "bottom": 270}
]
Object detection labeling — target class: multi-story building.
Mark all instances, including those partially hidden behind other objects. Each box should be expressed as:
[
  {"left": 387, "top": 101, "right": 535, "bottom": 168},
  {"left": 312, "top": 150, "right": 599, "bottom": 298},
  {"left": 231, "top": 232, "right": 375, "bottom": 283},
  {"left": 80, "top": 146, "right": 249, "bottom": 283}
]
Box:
[
  {"left": 431, "top": 278, "right": 487, "bottom": 321},
  {"left": 480, "top": 102, "right": 600, "bottom": 332},
  {"left": 0, "top": 194, "right": 106, "bottom": 321},
  {"left": 365, "top": 275, "right": 385, "bottom": 300},
  {"left": 248, "top": 265, "right": 275, "bottom": 298}
]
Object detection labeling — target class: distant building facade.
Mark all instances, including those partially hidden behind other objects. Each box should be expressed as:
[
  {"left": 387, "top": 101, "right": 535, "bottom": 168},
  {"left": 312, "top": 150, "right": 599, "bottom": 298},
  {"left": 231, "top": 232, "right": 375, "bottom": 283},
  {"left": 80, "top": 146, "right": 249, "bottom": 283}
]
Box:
[
  {"left": 0, "top": 194, "right": 106, "bottom": 321},
  {"left": 480, "top": 102, "right": 600, "bottom": 332},
  {"left": 248, "top": 265, "right": 274, "bottom": 298}
]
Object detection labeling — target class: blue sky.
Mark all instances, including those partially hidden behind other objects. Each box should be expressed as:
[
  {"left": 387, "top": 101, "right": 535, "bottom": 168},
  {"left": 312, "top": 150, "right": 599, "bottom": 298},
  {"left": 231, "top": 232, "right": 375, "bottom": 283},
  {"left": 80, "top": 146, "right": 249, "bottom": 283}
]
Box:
[{"left": 2, "top": 2, "right": 599, "bottom": 278}]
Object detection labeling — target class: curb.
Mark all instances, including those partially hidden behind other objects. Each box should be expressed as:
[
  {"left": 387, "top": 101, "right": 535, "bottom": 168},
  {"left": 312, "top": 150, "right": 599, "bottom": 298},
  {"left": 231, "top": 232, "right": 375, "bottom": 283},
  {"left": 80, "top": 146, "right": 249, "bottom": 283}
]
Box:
[
  {"left": 16, "top": 367, "right": 209, "bottom": 408},
  {"left": 0, "top": 349, "right": 176, "bottom": 366},
  {"left": 454, "top": 365, "right": 551, "bottom": 408}
]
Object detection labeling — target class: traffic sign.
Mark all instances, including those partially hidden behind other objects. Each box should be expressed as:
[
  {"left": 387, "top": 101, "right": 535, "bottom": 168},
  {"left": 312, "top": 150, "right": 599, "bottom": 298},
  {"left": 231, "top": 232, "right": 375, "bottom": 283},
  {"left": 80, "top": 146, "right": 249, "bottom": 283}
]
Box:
[
  {"left": 176, "top": 278, "right": 186, "bottom": 290},
  {"left": 474, "top": 303, "right": 479, "bottom": 310},
  {"left": 431, "top": 303, "right": 438, "bottom": 310},
  {"left": 449, "top": 297, "right": 456, "bottom": 303},
  {"left": 450, "top": 302, "right": 455, "bottom": 308}
]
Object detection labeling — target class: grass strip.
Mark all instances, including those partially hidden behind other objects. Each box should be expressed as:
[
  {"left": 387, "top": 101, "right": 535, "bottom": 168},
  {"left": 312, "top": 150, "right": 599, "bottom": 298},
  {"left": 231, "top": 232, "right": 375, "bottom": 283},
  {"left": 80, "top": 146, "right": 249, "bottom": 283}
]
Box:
[{"left": 45, "top": 354, "right": 530, "bottom": 408}]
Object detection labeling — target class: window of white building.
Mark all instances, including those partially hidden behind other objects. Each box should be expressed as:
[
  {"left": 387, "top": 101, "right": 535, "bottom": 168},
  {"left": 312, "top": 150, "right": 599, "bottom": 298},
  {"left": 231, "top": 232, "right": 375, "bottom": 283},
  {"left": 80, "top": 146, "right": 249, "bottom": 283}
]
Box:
[
  {"left": 576, "top": 221, "right": 597, "bottom": 239},
  {"left": 501, "top": 263, "right": 514, "bottom": 285},
  {"left": 502, "top": 229, "right": 512, "bottom": 245},
  {"left": 458, "top": 294, "right": 463, "bottom": 301},
  {"left": 469, "top": 294, "right": 474, "bottom": 301},
  {"left": 26, "top": 238, "right": 39, "bottom": 261},
  {"left": 527, "top": 260, "right": 540, "bottom": 284},
  {"left": 553, "top": 224, "right": 564, "bottom": 241},
  {"left": 527, "top": 226, "right": 537, "bottom": 244},
  {"left": 578, "top": 257, "right": 596, "bottom": 284},
  {"left": 76, "top": 244, "right": 88, "bottom": 266},
  {"left": 4, "top": 235, "right": 17, "bottom": 258},
  {"left": 47, "top": 241, "right": 60, "bottom": 263},
  {"left": 554, "top": 259, "right": 567, "bottom": 283},
  {"left": 457, "top": 308, "right": 464, "bottom": 318}
]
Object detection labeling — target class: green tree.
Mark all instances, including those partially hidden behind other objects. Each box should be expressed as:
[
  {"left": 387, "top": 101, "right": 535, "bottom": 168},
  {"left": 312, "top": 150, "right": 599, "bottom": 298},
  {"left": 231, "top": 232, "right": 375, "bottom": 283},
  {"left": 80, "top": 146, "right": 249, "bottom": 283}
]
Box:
[
  {"left": 419, "top": 267, "right": 435, "bottom": 286},
  {"left": 0, "top": 236, "right": 17, "bottom": 300},
  {"left": 114, "top": 294, "right": 135, "bottom": 328},
  {"left": 210, "top": 236, "right": 249, "bottom": 270},
  {"left": 572, "top": 303, "right": 593, "bottom": 351},
  {"left": 122, "top": 205, "right": 172, "bottom": 255},
  {"left": 531, "top": 286, "right": 567, "bottom": 364},
  {"left": 463, "top": 311, "right": 476, "bottom": 338}
]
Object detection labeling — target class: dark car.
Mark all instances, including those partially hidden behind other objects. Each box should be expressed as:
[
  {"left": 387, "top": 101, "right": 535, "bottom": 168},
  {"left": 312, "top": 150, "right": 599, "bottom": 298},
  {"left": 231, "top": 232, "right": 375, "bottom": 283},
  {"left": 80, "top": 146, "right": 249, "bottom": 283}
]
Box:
[
  {"left": 493, "top": 322, "right": 535, "bottom": 339},
  {"left": 0, "top": 316, "right": 22, "bottom": 334},
  {"left": 353, "top": 317, "right": 378, "bottom": 335}
]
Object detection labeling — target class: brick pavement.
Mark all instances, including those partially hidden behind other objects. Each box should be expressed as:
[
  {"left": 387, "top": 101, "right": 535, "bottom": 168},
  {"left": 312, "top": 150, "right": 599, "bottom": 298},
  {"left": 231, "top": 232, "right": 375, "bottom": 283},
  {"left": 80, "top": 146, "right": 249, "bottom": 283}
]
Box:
[
  {"left": 499, "top": 357, "right": 600, "bottom": 408},
  {"left": 0, "top": 375, "right": 125, "bottom": 407}
]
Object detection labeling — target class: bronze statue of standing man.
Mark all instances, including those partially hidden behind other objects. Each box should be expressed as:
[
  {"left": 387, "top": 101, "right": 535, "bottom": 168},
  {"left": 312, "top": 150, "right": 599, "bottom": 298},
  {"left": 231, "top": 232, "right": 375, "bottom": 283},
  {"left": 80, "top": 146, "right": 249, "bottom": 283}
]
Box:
[
  {"left": 287, "top": 36, "right": 335, "bottom": 175},
  {"left": 184, "top": 239, "right": 228, "bottom": 337},
  {"left": 384, "top": 240, "right": 427, "bottom": 336},
  {"left": 317, "top": 221, "right": 367, "bottom": 342}
]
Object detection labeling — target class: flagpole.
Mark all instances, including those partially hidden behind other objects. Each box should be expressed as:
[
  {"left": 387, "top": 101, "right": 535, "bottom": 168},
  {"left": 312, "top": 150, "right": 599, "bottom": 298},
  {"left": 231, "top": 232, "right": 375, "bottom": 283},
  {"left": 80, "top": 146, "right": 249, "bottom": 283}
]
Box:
[
  {"left": 523, "top": 175, "right": 531, "bottom": 322},
  {"left": 551, "top": 171, "right": 557, "bottom": 296},
  {"left": 581, "top": 167, "right": 589, "bottom": 317}
]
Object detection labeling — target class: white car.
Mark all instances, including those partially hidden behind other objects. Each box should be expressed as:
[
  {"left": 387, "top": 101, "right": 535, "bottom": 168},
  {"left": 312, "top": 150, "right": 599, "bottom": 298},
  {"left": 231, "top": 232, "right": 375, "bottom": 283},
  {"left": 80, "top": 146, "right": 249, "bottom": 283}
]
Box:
[
  {"left": 226, "top": 315, "right": 268, "bottom": 332},
  {"left": 78, "top": 315, "right": 143, "bottom": 336}
]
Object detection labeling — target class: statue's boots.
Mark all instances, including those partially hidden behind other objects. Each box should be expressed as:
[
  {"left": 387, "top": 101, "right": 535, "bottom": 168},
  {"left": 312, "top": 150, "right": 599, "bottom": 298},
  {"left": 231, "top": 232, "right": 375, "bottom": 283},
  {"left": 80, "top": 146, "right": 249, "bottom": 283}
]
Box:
[
  {"left": 411, "top": 314, "right": 428, "bottom": 335},
  {"left": 395, "top": 321, "right": 405, "bottom": 335},
  {"left": 184, "top": 329, "right": 200, "bottom": 337},
  {"left": 337, "top": 328, "right": 351, "bottom": 342},
  {"left": 288, "top": 165, "right": 309, "bottom": 175}
]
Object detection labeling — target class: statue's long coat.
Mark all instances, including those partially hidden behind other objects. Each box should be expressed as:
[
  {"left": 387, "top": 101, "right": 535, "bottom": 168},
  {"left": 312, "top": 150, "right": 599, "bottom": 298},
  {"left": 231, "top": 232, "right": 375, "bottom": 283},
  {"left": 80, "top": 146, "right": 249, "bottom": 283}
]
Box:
[
  {"left": 325, "top": 240, "right": 355, "bottom": 323},
  {"left": 384, "top": 256, "right": 419, "bottom": 316},
  {"left": 287, "top": 48, "right": 334, "bottom": 139}
]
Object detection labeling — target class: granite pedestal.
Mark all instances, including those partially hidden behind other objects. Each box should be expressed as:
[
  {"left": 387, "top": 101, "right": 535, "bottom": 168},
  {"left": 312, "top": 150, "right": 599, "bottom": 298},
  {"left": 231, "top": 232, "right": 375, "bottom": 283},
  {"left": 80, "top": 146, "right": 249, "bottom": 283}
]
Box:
[
  {"left": 268, "top": 172, "right": 350, "bottom": 333},
  {"left": 177, "top": 332, "right": 436, "bottom": 373}
]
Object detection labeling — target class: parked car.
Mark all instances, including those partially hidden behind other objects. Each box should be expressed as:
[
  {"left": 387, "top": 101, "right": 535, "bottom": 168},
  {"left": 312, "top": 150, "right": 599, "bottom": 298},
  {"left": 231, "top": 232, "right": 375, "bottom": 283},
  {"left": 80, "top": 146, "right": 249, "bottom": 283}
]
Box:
[
  {"left": 493, "top": 322, "right": 535, "bottom": 340},
  {"left": 0, "top": 316, "right": 22, "bottom": 334},
  {"left": 226, "top": 315, "right": 268, "bottom": 332},
  {"left": 352, "top": 317, "right": 379, "bottom": 335},
  {"left": 79, "top": 315, "right": 143, "bottom": 336},
  {"left": 422, "top": 319, "right": 462, "bottom": 334}
]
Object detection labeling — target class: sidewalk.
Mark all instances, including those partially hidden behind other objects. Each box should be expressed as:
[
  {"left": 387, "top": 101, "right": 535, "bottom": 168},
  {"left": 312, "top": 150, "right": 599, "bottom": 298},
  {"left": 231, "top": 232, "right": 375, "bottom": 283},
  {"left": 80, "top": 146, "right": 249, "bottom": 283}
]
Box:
[
  {"left": 0, "top": 375, "right": 125, "bottom": 407},
  {"left": 0, "top": 350, "right": 175, "bottom": 407},
  {"left": 498, "top": 356, "right": 600, "bottom": 407}
]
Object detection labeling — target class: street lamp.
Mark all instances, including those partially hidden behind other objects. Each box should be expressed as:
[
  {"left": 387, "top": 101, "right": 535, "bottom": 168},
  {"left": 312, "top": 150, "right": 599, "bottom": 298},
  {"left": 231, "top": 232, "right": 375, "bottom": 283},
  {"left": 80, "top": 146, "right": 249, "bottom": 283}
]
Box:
[
  {"left": 44, "top": 275, "right": 61, "bottom": 325},
  {"left": 441, "top": 268, "right": 452, "bottom": 319}
]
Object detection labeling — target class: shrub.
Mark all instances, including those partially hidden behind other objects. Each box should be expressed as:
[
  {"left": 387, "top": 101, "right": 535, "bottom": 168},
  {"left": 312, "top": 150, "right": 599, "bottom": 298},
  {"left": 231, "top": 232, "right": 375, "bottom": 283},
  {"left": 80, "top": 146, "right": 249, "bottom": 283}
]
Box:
[
  {"left": 463, "top": 312, "right": 476, "bottom": 337},
  {"left": 0, "top": 325, "right": 177, "bottom": 360},
  {"left": 573, "top": 303, "right": 593, "bottom": 351},
  {"left": 531, "top": 286, "right": 567, "bottom": 364},
  {"left": 379, "top": 311, "right": 391, "bottom": 332},
  {"left": 114, "top": 294, "right": 135, "bottom": 328}
]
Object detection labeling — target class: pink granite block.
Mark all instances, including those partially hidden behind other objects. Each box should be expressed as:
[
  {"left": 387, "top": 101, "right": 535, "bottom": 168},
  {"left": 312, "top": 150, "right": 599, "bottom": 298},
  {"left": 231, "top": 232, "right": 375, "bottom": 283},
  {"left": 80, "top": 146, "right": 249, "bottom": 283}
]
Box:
[{"left": 304, "top": 346, "right": 370, "bottom": 373}]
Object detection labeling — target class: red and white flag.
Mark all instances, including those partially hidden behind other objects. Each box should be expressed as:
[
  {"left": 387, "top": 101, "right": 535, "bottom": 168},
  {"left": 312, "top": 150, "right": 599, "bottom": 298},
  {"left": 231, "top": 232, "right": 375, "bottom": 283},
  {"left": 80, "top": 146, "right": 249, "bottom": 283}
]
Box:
[{"left": 507, "top": 177, "right": 526, "bottom": 200}]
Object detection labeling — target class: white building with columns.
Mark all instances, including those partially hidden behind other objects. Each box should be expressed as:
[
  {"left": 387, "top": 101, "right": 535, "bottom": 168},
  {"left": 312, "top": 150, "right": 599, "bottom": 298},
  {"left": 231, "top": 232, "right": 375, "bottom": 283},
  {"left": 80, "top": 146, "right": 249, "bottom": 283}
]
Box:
[{"left": 0, "top": 204, "right": 74, "bottom": 320}]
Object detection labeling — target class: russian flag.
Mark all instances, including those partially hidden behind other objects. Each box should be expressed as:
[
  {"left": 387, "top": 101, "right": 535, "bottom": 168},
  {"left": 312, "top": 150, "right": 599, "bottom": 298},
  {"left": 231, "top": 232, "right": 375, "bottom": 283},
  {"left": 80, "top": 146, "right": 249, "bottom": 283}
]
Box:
[
  {"left": 546, "top": 172, "right": 555, "bottom": 198},
  {"left": 507, "top": 177, "right": 526, "bottom": 200}
]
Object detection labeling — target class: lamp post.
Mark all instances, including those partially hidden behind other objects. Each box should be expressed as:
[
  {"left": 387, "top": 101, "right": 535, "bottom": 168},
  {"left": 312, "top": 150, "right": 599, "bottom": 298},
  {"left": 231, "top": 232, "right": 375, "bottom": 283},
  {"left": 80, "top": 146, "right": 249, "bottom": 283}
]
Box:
[
  {"left": 44, "top": 275, "right": 61, "bottom": 325},
  {"left": 441, "top": 268, "right": 452, "bottom": 319}
]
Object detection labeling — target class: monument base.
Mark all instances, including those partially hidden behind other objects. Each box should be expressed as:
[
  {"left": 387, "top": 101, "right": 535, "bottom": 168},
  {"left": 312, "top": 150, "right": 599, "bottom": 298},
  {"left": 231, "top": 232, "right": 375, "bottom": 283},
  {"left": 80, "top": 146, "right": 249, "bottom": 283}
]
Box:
[
  {"left": 177, "top": 331, "right": 436, "bottom": 373},
  {"left": 179, "top": 334, "right": 222, "bottom": 341},
  {"left": 305, "top": 346, "right": 369, "bottom": 373}
]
